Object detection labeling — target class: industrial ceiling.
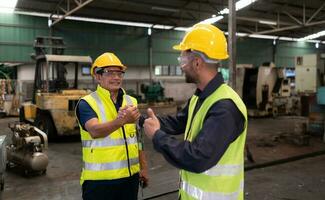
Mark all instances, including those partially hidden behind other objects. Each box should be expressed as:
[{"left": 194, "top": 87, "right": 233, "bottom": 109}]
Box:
[{"left": 15, "top": 0, "right": 325, "bottom": 40}]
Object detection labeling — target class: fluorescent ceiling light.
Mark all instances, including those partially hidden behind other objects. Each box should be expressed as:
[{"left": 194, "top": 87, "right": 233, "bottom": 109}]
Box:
[
  {"left": 278, "top": 37, "right": 298, "bottom": 42},
  {"left": 174, "top": 27, "right": 190, "bottom": 31},
  {"left": 219, "top": 0, "right": 258, "bottom": 15},
  {"left": 65, "top": 15, "right": 153, "bottom": 28},
  {"left": 199, "top": 16, "right": 224, "bottom": 24},
  {"left": 0, "top": 0, "right": 18, "bottom": 13},
  {"left": 259, "top": 20, "right": 277, "bottom": 26},
  {"left": 224, "top": 32, "right": 248, "bottom": 37},
  {"left": 147, "top": 28, "right": 152, "bottom": 36},
  {"left": 236, "top": 32, "right": 248, "bottom": 37},
  {"left": 202, "top": 0, "right": 258, "bottom": 25},
  {"left": 298, "top": 30, "right": 325, "bottom": 41},
  {"left": 152, "top": 24, "right": 173, "bottom": 29},
  {"left": 16, "top": 10, "right": 187, "bottom": 31},
  {"left": 248, "top": 34, "right": 320, "bottom": 43},
  {"left": 249, "top": 34, "right": 277, "bottom": 39}
]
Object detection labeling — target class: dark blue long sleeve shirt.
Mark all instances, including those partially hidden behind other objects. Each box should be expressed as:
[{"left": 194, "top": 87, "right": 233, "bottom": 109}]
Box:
[{"left": 152, "top": 73, "right": 245, "bottom": 173}]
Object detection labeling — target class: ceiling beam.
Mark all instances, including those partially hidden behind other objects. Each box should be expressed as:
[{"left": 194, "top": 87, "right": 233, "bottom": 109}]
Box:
[
  {"left": 306, "top": 2, "right": 325, "bottom": 24},
  {"left": 282, "top": 11, "right": 302, "bottom": 25},
  {"left": 50, "top": 0, "right": 94, "bottom": 26},
  {"left": 79, "top": 6, "right": 196, "bottom": 26},
  {"left": 252, "top": 19, "right": 325, "bottom": 36},
  {"left": 236, "top": 16, "right": 295, "bottom": 26}
]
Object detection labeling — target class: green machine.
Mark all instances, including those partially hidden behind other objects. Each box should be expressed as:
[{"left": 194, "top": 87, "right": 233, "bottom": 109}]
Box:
[{"left": 140, "top": 81, "right": 167, "bottom": 103}]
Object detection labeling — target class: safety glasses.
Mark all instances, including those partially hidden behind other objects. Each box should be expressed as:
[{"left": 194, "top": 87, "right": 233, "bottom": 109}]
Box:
[
  {"left": 177, "top": 55, "right": 194, "bottom": 66},
  {"left": 102, "top": 69, "right": 125, "bottom": 78}
]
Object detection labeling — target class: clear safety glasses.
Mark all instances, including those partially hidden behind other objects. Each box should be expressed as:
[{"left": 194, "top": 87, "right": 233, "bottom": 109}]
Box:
[
  {"left": 177, "top": 55, "right": 194, "bottom": 66},
  {"left": 102, "top": 69, "right": 125, "bottom": 78}
]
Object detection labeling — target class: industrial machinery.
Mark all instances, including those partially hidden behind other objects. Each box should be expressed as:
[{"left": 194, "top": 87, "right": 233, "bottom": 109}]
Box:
[
  {"left": 19, "top": 36, "right": 92, "bottom": 139},
  {"left": 138, "top": 81, "right": 177, "bottom": 115},
  {"left": 140, "top": 80, "right": 169, "bottom": 103},
  {"left": 236, "top": 63, "right": 299, "bottom": 117},
  {"left": 7, "top": 122, "right": 48, "bottom": 175},
  {"left": 294, "top": 54, "right": 325, "bottom": 135},
  {"left": 295, "top": 54, "right": 324, "bottom": 93}
]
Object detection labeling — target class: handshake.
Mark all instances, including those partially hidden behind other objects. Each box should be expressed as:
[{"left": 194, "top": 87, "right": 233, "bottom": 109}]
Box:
[
  {"left": 117, "top": 105, "right": 140, "bottom": 125},
  {"left": 117, "top": 106, "right": 160, "bottom": 139}
]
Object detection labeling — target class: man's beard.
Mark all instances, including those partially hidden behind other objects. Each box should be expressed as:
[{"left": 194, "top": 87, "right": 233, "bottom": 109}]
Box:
[{"left": 185, "top": 72, "right": 196, "bottom": 83}]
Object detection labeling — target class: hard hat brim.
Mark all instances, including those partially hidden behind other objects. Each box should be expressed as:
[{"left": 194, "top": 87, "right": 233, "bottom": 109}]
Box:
[{"left": 173, "top": 44, "right": 189, "bottom": 51}]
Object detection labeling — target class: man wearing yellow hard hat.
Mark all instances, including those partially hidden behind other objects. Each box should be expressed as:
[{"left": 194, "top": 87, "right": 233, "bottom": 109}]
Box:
[
  {"left": 143, "top": 24, "right": 247, "bottom": 200},
  {"left": 75, "top": 52, "right": 148, "bottom": 200}
]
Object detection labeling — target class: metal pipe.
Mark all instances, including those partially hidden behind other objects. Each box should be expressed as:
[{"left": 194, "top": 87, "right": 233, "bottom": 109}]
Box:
[
  {"left": 148, "top": 33, "right": 153, "bottom": 83},
  {"left": 228, "top": 0, "right": 236, "bottom": 89}
]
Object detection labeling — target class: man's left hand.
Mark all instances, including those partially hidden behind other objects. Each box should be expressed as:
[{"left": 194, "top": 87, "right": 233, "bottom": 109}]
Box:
[
  {"left": 144, "top": 108, "right": 160, "bottom": 140},
  {"left": 139, "top": 168, "right": 149, "bottom": 188},
  {"left": 139, "top": 151, "right": 149, "bottom": 188}
]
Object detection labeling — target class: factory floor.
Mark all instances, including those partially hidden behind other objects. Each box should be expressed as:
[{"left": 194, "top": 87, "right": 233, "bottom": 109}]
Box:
[{"left": 0, "top": 116, "right": 325, "bottom": 200}]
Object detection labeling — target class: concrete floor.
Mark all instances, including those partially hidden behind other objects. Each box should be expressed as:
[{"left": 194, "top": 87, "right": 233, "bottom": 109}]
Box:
[{"left": 0, "top": 116, "right": 324, "bottom": 200}]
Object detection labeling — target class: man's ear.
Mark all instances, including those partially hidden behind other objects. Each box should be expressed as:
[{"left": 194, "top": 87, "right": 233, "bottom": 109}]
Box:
[{"left": 194, "top": 57, "right": 203, "bottom": 71}]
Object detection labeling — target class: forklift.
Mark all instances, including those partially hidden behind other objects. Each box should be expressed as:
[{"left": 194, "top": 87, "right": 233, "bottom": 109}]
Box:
[{"left": 19, "top": 36, "right": 92, "bottom": 139}]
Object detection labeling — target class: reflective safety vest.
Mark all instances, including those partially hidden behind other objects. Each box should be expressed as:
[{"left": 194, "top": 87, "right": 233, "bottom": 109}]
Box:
[
  {"left": 180, "top": 84, "right": 247, "bottom": 200},
  {"left": 76, "top": 85, "right": 140, "bottom": 185}
]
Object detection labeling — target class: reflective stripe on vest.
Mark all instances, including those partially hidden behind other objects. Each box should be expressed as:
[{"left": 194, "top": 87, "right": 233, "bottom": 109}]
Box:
[
  {"left": 124, "top": 95, "right": 133, "bottom": 106},
  {"left": 181, "top": 180, "right": 243, "bottom": 200},
  {"left": 84, "top": 157, "right": 139, "bottom": 171},
  {"left": 203, "top": 164, "right": 242, "bottom": 176},
  {"left": 82, "top": 136, "right": 137, "bottom": 148},
  {"left": 90, "top": 92, "right": 107, "bottom": 122}
]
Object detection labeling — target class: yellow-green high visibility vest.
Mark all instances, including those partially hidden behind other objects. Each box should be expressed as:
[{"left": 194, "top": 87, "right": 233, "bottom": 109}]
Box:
[
  {"left": 76, "top": 85, "right": 140, "bottom": 185},
  {"left": 179, "top": 84, "right": 248, "bottom": 200}
]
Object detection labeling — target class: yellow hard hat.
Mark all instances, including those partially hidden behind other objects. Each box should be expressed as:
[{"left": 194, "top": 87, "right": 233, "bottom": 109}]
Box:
[
  {"left": 173, "top": 23, "right": 229, "bottom": 60},
  {"left": 91, "top": 52, "right": 126, "bottom": 76}
]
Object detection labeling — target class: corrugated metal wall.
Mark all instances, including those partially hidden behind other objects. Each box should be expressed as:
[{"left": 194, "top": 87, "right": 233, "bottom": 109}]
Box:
[{"left": 1, "top": 13, "right": 324, "bottom": 67}]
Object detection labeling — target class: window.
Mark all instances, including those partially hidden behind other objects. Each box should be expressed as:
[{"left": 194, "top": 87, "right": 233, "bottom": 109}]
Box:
[
  {"left": 154, "top": 65, "right": 183, "bottom": 76},
  {"left": 162, "top": 65, "right": 169, "bottom": 76},
  {"left": 154, "top": 65, "right": 162, "bottom": 75},
  {"left": 81, "top": 66, "right": 91, "bottom": 76},
  {"left": 169, "top": 65, "right": 176, "bottom": 76},
  {"left": 176, "top": 66, "right": 182, "bottom": 76}
]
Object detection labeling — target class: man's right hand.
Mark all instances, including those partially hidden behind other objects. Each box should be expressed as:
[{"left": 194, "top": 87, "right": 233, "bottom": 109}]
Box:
[{"left": 117, "top": 105, "right": 140, "bottom": 125}]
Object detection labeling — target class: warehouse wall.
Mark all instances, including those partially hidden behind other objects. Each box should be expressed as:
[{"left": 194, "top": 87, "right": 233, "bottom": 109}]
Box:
[{"left": 1, "top": 13, "right": 325, "bottom": 102}]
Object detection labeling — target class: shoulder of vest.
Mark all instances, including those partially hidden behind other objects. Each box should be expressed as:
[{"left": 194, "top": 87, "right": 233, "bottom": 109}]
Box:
[
  {"left": 82, "top": 92, "right": 96, "bottom": 102},
  {"left": 128, "top": 95, "right": 137, "bottom": 102}
]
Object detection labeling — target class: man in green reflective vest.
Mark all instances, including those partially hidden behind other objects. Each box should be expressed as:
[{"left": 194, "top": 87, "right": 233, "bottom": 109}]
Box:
[
  {"left": 143, "top": 24, "right": 247, "bottom": 200},
  {"left": 76, "top": 52, "right": 148, "bottom": 200}
]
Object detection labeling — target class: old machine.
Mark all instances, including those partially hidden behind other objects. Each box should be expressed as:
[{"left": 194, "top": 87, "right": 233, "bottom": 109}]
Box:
[
  {"left": 236, "top": 63, "right": 299, "bottom": 117},
  {"left": 6, "top": 122, "right": 48, "bottom": 175},
  {"left": 138, "top": 80, "right": 177, "bottom": 115}
]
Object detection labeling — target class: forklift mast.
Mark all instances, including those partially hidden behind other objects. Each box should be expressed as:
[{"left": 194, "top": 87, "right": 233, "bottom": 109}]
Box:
[
  {"left": 31, "top": 37, "right": 73, "bottom": 103},
  {"left": 33, "top": 36, "right": 66, "bottom": 56}
]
